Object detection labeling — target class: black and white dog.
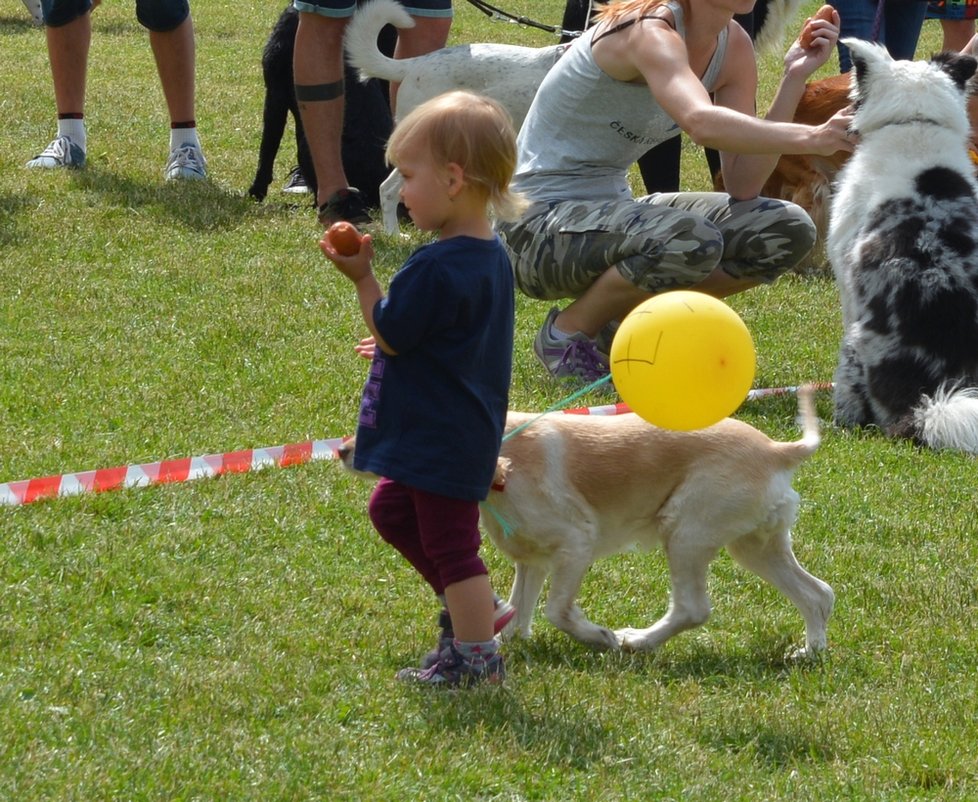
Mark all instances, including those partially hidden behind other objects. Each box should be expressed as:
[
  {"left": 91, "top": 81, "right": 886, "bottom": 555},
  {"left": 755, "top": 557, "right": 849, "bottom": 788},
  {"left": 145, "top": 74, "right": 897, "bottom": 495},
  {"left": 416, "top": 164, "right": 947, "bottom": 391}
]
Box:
[
  {"left": 828, "top": 39, "right": 978, "bottom": 454},
  {"left": 248, "top": 6, "right": 395, "bottom": 205}
]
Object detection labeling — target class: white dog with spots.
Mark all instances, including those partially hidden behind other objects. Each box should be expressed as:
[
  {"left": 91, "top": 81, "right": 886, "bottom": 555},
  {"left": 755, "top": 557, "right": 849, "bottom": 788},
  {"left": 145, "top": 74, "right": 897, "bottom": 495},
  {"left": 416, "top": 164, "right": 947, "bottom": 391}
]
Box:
[{"left": 828, "top": 39, "right": 978, "bottom": 454}]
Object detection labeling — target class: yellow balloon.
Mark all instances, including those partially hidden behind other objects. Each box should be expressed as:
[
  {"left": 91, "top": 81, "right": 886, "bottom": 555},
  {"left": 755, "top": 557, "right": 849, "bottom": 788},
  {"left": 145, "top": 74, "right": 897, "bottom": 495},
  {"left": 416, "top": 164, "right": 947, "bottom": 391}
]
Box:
[{"left": 610, "top": 291, "right": 756, "bottom": 431}]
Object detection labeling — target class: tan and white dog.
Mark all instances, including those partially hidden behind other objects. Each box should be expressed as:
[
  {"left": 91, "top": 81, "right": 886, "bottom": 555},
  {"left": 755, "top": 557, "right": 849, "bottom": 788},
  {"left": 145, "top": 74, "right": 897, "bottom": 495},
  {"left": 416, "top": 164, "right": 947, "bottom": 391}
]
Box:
[
  {"left": 340, "top": 387, "right": 834, "bottom": 660},
  {"left": 485, "top": 386, "right": 832, "bottom": 659}
]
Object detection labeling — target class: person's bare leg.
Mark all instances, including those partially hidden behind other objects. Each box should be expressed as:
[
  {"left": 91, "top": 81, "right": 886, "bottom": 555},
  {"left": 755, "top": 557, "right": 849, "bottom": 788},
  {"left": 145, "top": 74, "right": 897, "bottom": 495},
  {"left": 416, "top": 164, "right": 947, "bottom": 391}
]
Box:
[
  {"left": 26, "top": 11, "right": 90, "bottom": 166},
  {"left": 443, "top": 575, "right": 494, "bottom": 643},
  {"left": 555, "top": 265, "right": 758, "bottom": 337},
  {"left": 293, "top": 12, "right": 349, "bottom": 208},
  {"left": 47, "top": 12, "right": 90, "bottom": 116},
  {"left": 940, "top": 19, "right": 976, "bottom": 52},
  {"left": 149, "top": 15, "right": 196, "bottom": 123}
]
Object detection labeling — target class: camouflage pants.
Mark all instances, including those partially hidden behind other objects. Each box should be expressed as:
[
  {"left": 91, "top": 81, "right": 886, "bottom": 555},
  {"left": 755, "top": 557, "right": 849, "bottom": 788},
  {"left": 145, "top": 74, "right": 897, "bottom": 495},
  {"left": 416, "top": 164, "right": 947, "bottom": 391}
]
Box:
[{"left": 496, "top": 192, "right": 816, "bottom": 300}]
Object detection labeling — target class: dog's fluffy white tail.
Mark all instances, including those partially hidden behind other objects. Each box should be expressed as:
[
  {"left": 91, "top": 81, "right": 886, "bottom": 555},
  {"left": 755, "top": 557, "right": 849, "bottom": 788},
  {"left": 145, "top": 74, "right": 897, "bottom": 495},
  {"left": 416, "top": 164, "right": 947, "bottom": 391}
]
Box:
[
  {"left": 775, "top": 384, "right": 821, "bottom": 466},
  {"left": 913, "top": 385, "right": 978, "bottom": 455},
  {"left": 345, "top": 0, "right": 415, "bottom": 85},
  {"left": 753, "top": 0, "right": 806, "bottom": 56},
  {"left": 796, "top": 384, "right": 821, "bottom": 451}
]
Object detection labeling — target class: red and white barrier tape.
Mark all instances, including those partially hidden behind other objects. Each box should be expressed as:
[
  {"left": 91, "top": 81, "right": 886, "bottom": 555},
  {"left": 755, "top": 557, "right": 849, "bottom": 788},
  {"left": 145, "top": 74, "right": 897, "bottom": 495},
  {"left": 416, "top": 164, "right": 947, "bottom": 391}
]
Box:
[
  {"left": 1, "top": 383, "right": 832, "bottom": 509},
  {"left": 1, "top": 438, "right": 345, "bottom": 508}
]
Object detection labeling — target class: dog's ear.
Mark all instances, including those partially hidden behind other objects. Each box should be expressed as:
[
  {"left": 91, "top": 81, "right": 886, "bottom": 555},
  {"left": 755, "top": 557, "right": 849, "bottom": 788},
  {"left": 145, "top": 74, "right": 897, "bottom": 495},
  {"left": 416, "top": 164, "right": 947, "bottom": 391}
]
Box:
[
  {"left": 841, "top": 38, "right": 890, "bottom": 102},
  {"left": 931, "top": 51, "right": 978, "bottom": 92}
]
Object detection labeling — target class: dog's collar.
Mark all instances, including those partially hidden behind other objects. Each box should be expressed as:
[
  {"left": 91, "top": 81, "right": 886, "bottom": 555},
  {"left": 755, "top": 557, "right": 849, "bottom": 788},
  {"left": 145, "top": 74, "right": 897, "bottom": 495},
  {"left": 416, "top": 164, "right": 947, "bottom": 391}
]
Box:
[{"left": 856, "top": 116, "right": 948, "bottom": 136}]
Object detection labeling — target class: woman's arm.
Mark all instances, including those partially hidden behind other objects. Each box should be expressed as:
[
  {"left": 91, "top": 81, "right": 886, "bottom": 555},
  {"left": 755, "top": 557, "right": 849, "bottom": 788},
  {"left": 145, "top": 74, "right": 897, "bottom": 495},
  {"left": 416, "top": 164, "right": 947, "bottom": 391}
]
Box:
[
  {"left": 715, "top": 10, "right": 850, "bottom": 197},
  {"left": 621, "top": 18, "right": 853, "bottom": 198}
]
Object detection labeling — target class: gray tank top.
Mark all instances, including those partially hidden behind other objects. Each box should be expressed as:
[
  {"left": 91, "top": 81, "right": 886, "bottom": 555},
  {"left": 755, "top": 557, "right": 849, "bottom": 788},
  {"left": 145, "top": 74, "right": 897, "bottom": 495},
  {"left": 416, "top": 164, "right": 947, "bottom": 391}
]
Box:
[{"left": 512, "top": 1, "right": 728, "bottom": 203}]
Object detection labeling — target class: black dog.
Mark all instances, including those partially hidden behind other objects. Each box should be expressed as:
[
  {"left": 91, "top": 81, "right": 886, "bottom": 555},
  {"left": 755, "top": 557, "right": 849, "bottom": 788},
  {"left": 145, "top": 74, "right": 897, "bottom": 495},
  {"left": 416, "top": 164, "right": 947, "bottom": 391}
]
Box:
[{"left": 248, "top": 6, "right": 396, "bottom": 205}]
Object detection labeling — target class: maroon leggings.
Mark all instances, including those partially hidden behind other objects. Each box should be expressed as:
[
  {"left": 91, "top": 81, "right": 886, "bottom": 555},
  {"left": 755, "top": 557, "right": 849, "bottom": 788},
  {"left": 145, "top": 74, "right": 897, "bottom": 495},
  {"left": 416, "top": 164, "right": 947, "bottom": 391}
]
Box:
[{"left": 367, "top": 478, "right": 488, "bottom": 595}]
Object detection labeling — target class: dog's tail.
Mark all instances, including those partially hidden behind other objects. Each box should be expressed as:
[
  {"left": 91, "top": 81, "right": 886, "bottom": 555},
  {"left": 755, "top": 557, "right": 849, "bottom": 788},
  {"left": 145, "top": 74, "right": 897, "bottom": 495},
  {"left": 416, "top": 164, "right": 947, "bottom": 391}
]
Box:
[
  {"left": 776, "top": 383, "right": 821, "bottom": 466},
  {"left": 753, "top": 0, "right": 806, "bottom": 57},
  {"left": 907, "top": 384, "right": 978, "bottom": 455},
  {"left": 345, "top": 0, "right": 415, "bottom": 86}
]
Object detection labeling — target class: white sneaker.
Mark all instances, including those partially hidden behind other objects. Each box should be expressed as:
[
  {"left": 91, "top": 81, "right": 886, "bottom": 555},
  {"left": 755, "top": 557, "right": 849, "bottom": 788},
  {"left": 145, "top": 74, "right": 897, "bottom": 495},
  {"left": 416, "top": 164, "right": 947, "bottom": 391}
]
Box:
[
  {"left": 22, "top": 0, "right": 43, "bottom": 25},
  {"left": 164, "top": 142, "right": 207, "bottom": 181},
  {"left": 26, "top": 136, "right": 86, "bottom": 169},
  {"left": 282, "top": 165, "right": 311, "bottom": 194}
]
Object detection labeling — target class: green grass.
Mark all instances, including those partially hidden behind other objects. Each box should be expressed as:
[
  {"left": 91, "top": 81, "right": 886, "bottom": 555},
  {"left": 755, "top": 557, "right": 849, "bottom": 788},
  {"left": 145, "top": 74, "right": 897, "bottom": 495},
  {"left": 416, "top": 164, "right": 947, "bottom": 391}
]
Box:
[{"left": 2, "top": 2, "right": 977, "bottom": 799}]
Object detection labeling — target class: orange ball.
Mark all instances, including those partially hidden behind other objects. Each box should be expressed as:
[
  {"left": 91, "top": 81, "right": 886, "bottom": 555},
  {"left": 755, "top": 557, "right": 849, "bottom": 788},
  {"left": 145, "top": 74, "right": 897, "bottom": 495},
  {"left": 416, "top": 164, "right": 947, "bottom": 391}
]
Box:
[
  {"left": 326, "top": 221, "right": 363, "bottom": 256},
  {"left": 800, "top": 4, "right": 835, "bottom": 48}
]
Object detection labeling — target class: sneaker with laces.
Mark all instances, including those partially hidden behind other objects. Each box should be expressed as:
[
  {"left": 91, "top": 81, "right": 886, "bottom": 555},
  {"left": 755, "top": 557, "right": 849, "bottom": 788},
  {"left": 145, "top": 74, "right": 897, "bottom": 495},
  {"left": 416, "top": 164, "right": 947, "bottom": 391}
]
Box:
[
  {"left": 164, "top": 142, "right": 207, "bottom": 181},
  {"left": 398, "top": 642, "right": 505, "bottom": 688},
  {"left": 282, "top": 165, "right": 311, "bottom": 194},
  {"left": 26, "top": 136, "right": 85, "bottom": 169},
  {"left": 534, "top": 307, "right": 610, "bottom": 383},
  {"left": 318, "top": 187, "right": 371, "bottom": 226},
  {"left": 420, "top": 598, "right": 516, "bottom": 669}
]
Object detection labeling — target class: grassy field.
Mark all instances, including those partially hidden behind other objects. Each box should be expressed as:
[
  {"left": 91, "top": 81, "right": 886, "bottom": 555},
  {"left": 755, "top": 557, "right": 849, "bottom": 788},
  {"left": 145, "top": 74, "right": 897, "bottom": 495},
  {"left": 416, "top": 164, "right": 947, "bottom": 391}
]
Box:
[{"left": 2, "top": 2, "right": 976, "bottom": 799}]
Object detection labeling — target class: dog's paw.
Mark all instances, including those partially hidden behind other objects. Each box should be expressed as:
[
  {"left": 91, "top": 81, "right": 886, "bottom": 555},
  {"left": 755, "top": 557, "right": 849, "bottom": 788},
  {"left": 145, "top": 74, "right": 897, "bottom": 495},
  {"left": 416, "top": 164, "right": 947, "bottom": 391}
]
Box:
[
  {"left": 615, "top": 627, "right": 658, "bottom": 653},
  {"left": 785, "top": 643, "right": 827, "bottom": 664},
  {"left": 562, "top": 622, "right": 619, "bottom": 650},
  {"left": 588, "top": 626, "right": 620, "bottom": 651}
]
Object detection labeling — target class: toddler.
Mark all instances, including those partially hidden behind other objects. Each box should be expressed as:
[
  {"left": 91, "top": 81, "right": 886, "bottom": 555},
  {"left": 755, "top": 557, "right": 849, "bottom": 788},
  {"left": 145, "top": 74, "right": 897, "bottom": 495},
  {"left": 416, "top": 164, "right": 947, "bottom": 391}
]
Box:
[{"left": 321, "top": 90, "right": 526, "bottom": 687}]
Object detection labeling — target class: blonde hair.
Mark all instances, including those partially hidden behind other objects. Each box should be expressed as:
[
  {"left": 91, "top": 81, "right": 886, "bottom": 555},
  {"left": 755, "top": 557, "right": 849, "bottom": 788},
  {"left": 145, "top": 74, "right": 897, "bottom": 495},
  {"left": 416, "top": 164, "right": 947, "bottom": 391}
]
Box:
[
  {"left": 594, "top": 0, "right": 680, "bottom": 23},
  {"left": 386, "top": 90, "right": 528, "bottom": 222}
]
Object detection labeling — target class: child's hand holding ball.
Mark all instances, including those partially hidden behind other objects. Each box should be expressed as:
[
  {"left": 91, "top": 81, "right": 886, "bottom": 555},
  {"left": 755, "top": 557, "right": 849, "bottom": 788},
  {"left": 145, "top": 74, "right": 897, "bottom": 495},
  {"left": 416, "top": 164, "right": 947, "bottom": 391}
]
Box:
[
  {"left": 320, "top": 222, "right": 374, "bottom": 282},
  {"left": 325, "top": 222, "right": 363, "bottom": 256}
]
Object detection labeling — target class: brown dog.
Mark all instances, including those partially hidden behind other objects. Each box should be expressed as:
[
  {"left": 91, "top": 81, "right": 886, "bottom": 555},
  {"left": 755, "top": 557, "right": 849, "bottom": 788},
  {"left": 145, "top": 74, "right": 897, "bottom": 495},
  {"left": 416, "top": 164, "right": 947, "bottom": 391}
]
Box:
[
  {"left": 482, "top": 386, "right": 834, "bottom": 660},
  {"left": 714, "top": 73, "right": 851, "bottom": 266}
]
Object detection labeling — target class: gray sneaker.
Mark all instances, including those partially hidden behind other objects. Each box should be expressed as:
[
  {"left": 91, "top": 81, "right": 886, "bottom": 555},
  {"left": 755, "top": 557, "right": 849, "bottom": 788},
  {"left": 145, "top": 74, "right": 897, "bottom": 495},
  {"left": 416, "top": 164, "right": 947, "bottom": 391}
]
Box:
[
  {"left": 282, "top": 165, "right": 311, "bottom": 194},
  {"left": 534, "top": 307, "right": 610, "bottom": 383},
  {"left": 164, "top": 142, "right": 207, "bottom": 181},
  {"left": 420, "top": 597, "right": 516, "bottom": 669},
  {"left": 397, "top": 642, "right": 505, "bottom": 688},
  {"left": 26, "top": 136, "right": 85, "bottom": 169}
]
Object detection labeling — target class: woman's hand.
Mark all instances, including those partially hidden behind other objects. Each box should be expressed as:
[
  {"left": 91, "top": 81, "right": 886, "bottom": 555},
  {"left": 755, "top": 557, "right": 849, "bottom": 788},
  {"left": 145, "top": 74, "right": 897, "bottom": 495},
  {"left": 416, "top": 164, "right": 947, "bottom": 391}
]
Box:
[
  {"left": 783, "top": 5, "right": 839, "bottom": 78},
  {"left": 811, "top": 106, "right": 858, "bottom": 156}
]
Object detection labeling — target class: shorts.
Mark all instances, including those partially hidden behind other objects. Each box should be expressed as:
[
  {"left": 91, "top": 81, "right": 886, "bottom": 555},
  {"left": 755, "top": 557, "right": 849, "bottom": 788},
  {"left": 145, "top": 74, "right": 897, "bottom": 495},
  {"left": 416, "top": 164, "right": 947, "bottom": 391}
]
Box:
[
  {"left": 42, "top": 0, "right": 190, "bottom": 30},
  {"left": 496, "top": 192, "right": 815, "bottom": 300},
  {"left": 368, "top": 478, "right": 487, "bottom": 595},
  {"left": 293, "top": 0, "right": 452, "bottom": 18}
]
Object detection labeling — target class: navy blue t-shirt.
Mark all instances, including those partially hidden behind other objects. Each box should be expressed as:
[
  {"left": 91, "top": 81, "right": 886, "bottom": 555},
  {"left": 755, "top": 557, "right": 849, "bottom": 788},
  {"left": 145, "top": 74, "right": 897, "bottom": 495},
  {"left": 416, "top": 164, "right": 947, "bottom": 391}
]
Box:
[{"left": 352, "top": 235, "right": 514, "bottom": 501}]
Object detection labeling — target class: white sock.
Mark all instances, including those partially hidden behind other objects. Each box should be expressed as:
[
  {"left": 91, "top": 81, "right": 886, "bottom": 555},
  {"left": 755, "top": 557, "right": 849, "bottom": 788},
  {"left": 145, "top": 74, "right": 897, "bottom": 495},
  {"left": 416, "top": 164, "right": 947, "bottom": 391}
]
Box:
[
  {"left": 57, "top": 117, "right": 86, "bottom": 153},
  {"left": 169, "top": 126, "right": 200, "bottom": 152},
  {"left": 549, "top": 319, "right": 574, "bottom": 340}
]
